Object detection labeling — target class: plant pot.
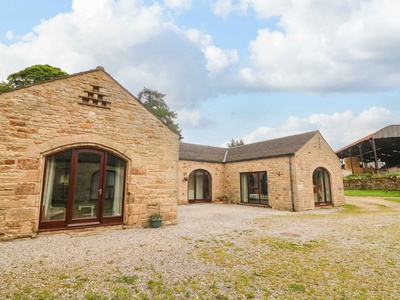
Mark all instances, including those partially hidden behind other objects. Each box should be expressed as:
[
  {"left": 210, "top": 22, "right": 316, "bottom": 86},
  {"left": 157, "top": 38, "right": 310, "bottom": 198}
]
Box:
[{"left": 150, "top": 218, "right": 162, "bottom": 228}]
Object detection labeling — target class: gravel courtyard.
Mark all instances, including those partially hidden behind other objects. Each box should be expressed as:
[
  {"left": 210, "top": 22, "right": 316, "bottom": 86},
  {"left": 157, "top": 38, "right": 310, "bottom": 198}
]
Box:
[{"left": 1, "top": 197, "right": 399, "bottom": 299}]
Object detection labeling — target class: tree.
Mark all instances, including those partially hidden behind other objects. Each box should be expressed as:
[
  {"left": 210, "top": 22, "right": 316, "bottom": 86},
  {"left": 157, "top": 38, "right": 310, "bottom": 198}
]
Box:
[
  {"left": 1, "top": 64, "right": 68, "bottom": 91},
  {"left": 227, "top": 138, "right": 245, "bottom": 148},
  {"left": 0, "top": 81, "right": 13, "bottom": 92},
  {"left": 137, "top": 87, "right": 182, "bottom": 138}
]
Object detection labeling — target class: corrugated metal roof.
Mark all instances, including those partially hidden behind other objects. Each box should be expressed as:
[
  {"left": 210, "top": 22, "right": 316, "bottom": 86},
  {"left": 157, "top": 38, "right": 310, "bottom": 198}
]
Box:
[
  {"left": 179, "top": 131, "right": 318, "bottom": 163},
  {"left": 335, "top": 125, "right": 400, "bottom": 165}
]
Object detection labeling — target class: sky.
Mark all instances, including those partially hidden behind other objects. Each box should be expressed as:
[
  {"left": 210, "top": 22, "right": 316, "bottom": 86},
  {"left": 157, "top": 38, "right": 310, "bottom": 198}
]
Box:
[{"left": 1, "top": 0, "right": 399, "bottom": 151}]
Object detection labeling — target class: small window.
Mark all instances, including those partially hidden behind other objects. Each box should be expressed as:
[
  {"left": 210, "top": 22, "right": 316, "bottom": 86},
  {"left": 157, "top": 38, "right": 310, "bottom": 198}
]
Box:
[{"left": 240, "top": 171, "right": 268, "bottom": 205}]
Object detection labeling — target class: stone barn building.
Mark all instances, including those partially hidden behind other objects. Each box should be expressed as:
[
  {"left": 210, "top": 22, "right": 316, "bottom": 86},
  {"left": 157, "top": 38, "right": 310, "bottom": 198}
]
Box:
[
  {"left": 179, "top": 131, "right": 345, "bottom": 211},
  {"left": 0, "top": 66, "right": 345, "bottom": 240},
  {"left": 0, "top": 67, "right": 179, "bottom": 240}
]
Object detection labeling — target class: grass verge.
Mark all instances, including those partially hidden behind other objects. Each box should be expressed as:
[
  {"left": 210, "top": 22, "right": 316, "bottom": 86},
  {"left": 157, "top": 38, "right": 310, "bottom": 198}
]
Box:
[{"left": 344, "top": 190, "right": 400, "bottom": 197}]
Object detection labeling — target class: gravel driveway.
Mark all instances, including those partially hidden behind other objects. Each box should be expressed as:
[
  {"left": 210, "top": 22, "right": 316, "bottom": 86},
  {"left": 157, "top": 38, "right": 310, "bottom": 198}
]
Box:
[{"left": 1, "top": 197, "right": 399, "bottom": 299}]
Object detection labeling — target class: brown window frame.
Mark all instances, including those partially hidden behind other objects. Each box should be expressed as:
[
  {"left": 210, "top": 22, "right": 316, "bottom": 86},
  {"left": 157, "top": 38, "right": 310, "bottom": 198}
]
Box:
[
  {"left": 39, "top": 147, "right": 126, "bottom": 231},
  {"left": 240, "top": 171, "right": 269, "bottom": 205}
]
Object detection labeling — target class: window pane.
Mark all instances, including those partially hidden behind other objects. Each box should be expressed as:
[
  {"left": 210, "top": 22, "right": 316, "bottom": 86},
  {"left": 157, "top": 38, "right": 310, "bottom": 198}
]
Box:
[
  {"left": 42, "top": 151, "right": 71, "bottom": 221},
  {"left": 204, "top": 172, "right": 211, "bottom": 199},
  {"left": 241, "top": 172, "right": 268, "bottom": 205},
  {"left": 260, "top": 172, "right": 268, "bottom": 205},
  {"left": 104, "top": 154, "right": 125, "bottom": 216},
  {"left": 72, "top": 153, "right": 101, "bottom": 219},
  {"left": 241, "top": 174, "right": 248, "bottom": 203},
  {"left": 196, "top": 172, "right": 204, "bottom": 199},
  {"left": 324, "top": 171, "right": 331, "bottom": 202},
  {"left": 188, "top": 172, "right": 195, "bottom": 200}
]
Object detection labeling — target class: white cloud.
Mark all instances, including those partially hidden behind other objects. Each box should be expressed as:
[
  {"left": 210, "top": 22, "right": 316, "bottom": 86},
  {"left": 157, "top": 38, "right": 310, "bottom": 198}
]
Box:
[
  {"left": 214, "top": 0, "right": 400, "bottom": 92},
  {"left": 203, "top": 45, "right": 238, "bottom": 76},
  {"left": 212, "top": 0, "right": 250, "bottom": 18},
  {"left": 5, "top": 31, "right": 14, "bottom": 40},
  {"left": 0, "top": 0, "right": 236, "bottom": 108},
  {"left": 243, "top": 107, "right": 400, "bottom": 150},
  {"left": 164, "top": 0, "right": 191, "bottom": 11}
]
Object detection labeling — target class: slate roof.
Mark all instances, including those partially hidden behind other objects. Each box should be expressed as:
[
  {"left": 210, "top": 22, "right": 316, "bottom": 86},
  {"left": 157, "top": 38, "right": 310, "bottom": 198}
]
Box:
[
  {"left": 179, "top": 143, "right": 228, "bottom": 163},
  {"left": 179, "top": 131, "right": 318, "bottom": 163}
]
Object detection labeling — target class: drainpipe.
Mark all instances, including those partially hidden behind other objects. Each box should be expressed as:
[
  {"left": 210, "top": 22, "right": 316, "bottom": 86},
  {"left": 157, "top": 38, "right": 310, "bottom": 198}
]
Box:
[{"left": 289, "top": 155, "right": 296, "bottom": 212}]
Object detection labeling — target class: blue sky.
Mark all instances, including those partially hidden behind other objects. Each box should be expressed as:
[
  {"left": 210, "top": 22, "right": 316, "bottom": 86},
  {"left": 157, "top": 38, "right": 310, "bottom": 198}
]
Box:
[{"left": 1, "top": 0, "right": 399, "bottom": 150}]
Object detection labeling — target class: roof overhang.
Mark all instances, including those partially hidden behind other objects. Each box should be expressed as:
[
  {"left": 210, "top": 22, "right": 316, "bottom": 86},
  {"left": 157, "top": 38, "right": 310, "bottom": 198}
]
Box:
[{"left": 335, "top": 125, "right": 400, "bottom": 167}]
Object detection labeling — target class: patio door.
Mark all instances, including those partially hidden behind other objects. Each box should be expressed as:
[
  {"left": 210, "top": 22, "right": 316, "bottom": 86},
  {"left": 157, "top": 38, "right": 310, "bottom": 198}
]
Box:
[
  {"left": 188, "top": 169, "right": 212, "bottom": 203},
  {"left": 313, "top": 168, "right": 332, "bottom": 206},
  {"left": 69, "top": 150, "right": 103, "bottom": 226},
  {"left": 39, "top": 148, "right": 126, "bottom": 230}
]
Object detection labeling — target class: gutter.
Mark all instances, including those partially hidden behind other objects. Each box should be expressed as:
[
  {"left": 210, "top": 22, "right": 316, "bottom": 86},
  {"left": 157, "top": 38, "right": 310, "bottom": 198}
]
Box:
[{"left": 289, "top": 155, "right": 296, "bottom": 212}]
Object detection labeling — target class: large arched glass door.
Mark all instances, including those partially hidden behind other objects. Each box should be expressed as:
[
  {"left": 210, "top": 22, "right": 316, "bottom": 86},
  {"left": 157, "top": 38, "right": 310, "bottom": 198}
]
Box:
[
  {"left": 39, "top": 148, "right": 126, "bottom": 230},
  {"left": 188, "top": 169, "right": 212, "bottom": 203},
  {"left": 313, "top": 168, "right": 332, "bottom": 206}
]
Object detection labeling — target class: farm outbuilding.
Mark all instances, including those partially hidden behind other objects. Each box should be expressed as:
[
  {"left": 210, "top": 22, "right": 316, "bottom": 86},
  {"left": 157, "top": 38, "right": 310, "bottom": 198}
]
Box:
[
  {"left": 336, "top": 125, "right": 400, "bottom": 174},
  {"left": 179, "top": 131, "right": 345, "bottom": 211}
]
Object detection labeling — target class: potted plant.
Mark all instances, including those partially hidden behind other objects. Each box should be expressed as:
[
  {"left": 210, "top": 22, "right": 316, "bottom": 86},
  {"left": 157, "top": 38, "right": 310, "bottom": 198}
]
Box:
[{"left": 149, "top": 212, "right": 163, "bottom": 228}]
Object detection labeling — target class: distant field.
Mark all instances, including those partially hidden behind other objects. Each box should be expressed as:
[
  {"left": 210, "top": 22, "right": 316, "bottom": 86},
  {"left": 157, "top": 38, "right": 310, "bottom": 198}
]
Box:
[{"left": 345, "top": 189, "right": 400, "bottom": 198}]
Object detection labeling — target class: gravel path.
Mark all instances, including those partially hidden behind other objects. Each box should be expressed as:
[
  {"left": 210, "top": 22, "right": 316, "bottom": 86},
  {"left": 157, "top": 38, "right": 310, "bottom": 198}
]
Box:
[{"left": 1, "top": 197, "right": 399, "bottom": 299}]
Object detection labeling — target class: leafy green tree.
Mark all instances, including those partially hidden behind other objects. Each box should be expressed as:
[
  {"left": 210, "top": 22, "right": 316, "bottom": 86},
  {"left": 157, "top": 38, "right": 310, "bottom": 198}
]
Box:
[
  {"left": 2, "top": 64, "right": 68, "bottom": 91},
  {"left": 0, "top": 81, "right": 13, "bottom": 92},
  {"left": 137, "top": 87, "right": 182, "bottom": 138},
  {"left": 227, "top": 138, "right": 245, "bottom": 148}
]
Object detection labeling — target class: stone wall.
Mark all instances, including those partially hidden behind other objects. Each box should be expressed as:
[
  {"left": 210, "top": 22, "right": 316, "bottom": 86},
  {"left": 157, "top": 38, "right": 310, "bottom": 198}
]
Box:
[
  {"left": 344, "top": 177, "right": 400, "bottom": 190},
  {"left": 178, "top": 160, "right": 224, "bottom": 205},
  {"left": 293, "top": 133, "right": 345, "bottom": 211},
  {"left": 223, "top": 156, "right": 294, "bottom": 210},
  {"left": 0, "top": 67, "right": 179, "bottom": 240}
]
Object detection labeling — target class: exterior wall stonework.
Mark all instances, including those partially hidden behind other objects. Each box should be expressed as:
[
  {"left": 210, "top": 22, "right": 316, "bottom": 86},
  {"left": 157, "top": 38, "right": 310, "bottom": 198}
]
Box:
[
  {"left": 0, "top": 68, "right": 179, "bottom": 240},
  {"left": 178, "top": 161, "right": 224, "bottom": 204},
  {"left": 293, "top": 133, "right": 345, "bottom": 211},
  {"left": 178, "top": 132, "right": 344, "bottom": 212},
  {"left": 223, "top": 157, "right": 294, "bottom": 210}
]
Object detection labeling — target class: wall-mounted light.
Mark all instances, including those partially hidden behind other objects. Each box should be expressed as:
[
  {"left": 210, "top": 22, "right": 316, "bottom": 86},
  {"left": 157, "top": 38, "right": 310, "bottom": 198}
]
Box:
[{"left": 183, "top": 177, "right": 188, "bottom": 181}]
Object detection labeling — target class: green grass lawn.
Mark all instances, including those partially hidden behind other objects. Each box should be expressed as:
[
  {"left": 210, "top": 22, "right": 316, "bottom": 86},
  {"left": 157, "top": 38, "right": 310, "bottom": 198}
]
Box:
[{"left": 345, "top": 190, "right": 400, "bottom": 199}]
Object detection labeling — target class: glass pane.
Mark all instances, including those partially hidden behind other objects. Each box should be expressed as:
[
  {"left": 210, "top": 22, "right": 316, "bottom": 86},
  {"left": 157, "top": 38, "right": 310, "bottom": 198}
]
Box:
[
  {"left": 103, "top": 154, "right": 125, "bottom": 216},
  {"left": 42, "top": 151, "right": 71, "bottom": 221},
  {"left": 204, "top": 172, "right": 211, "bottom": 199},
  {"left": 248, "top": 188, "right": 260, "bottom": 203},
  {"left": 188, "top": 172, "right": 195, "bottom": 200},
  {"left": 313, "top": 170, "right": 319, "bottom": 203},
  {"left": 72, "top": 153, "right": 101, "bottom": 219},
  {"left": 324, "top": 171, "right": 331, "bottom": 202},
  {"left": 249, "top": 173, "right": 258, "bottom": 188},
  {"left": 241, "top": 174, "right": 248, "bottom": 203},
  {"left": 260, "top": 172, "right": 268, "bottom": 205},
  {"left": 196, "top": 172, "right": 204, "bottom": 199}
]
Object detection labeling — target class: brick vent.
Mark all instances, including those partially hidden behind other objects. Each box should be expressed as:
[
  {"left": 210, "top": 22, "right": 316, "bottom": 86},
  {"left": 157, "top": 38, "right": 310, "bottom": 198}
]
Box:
[{"left": 79, "top": 85, "right": 111, "bottom": 109}]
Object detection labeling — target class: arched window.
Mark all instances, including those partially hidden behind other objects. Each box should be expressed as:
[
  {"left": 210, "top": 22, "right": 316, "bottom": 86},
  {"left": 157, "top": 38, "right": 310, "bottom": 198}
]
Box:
[
  {"left": 39, "top": 148, "right": 126, "bottom": 230},
  {"left": 188, "top": 169, "right": 212, "bottom": 203},
  {"left": 313, "top": 168, "right": 332, "bottom": 206}
]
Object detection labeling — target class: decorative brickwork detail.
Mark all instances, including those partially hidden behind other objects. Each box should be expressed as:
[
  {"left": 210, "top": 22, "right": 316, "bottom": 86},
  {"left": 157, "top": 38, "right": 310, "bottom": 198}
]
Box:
[{"left": 79, "top": 85, "right": 111, "bottom": 109}]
